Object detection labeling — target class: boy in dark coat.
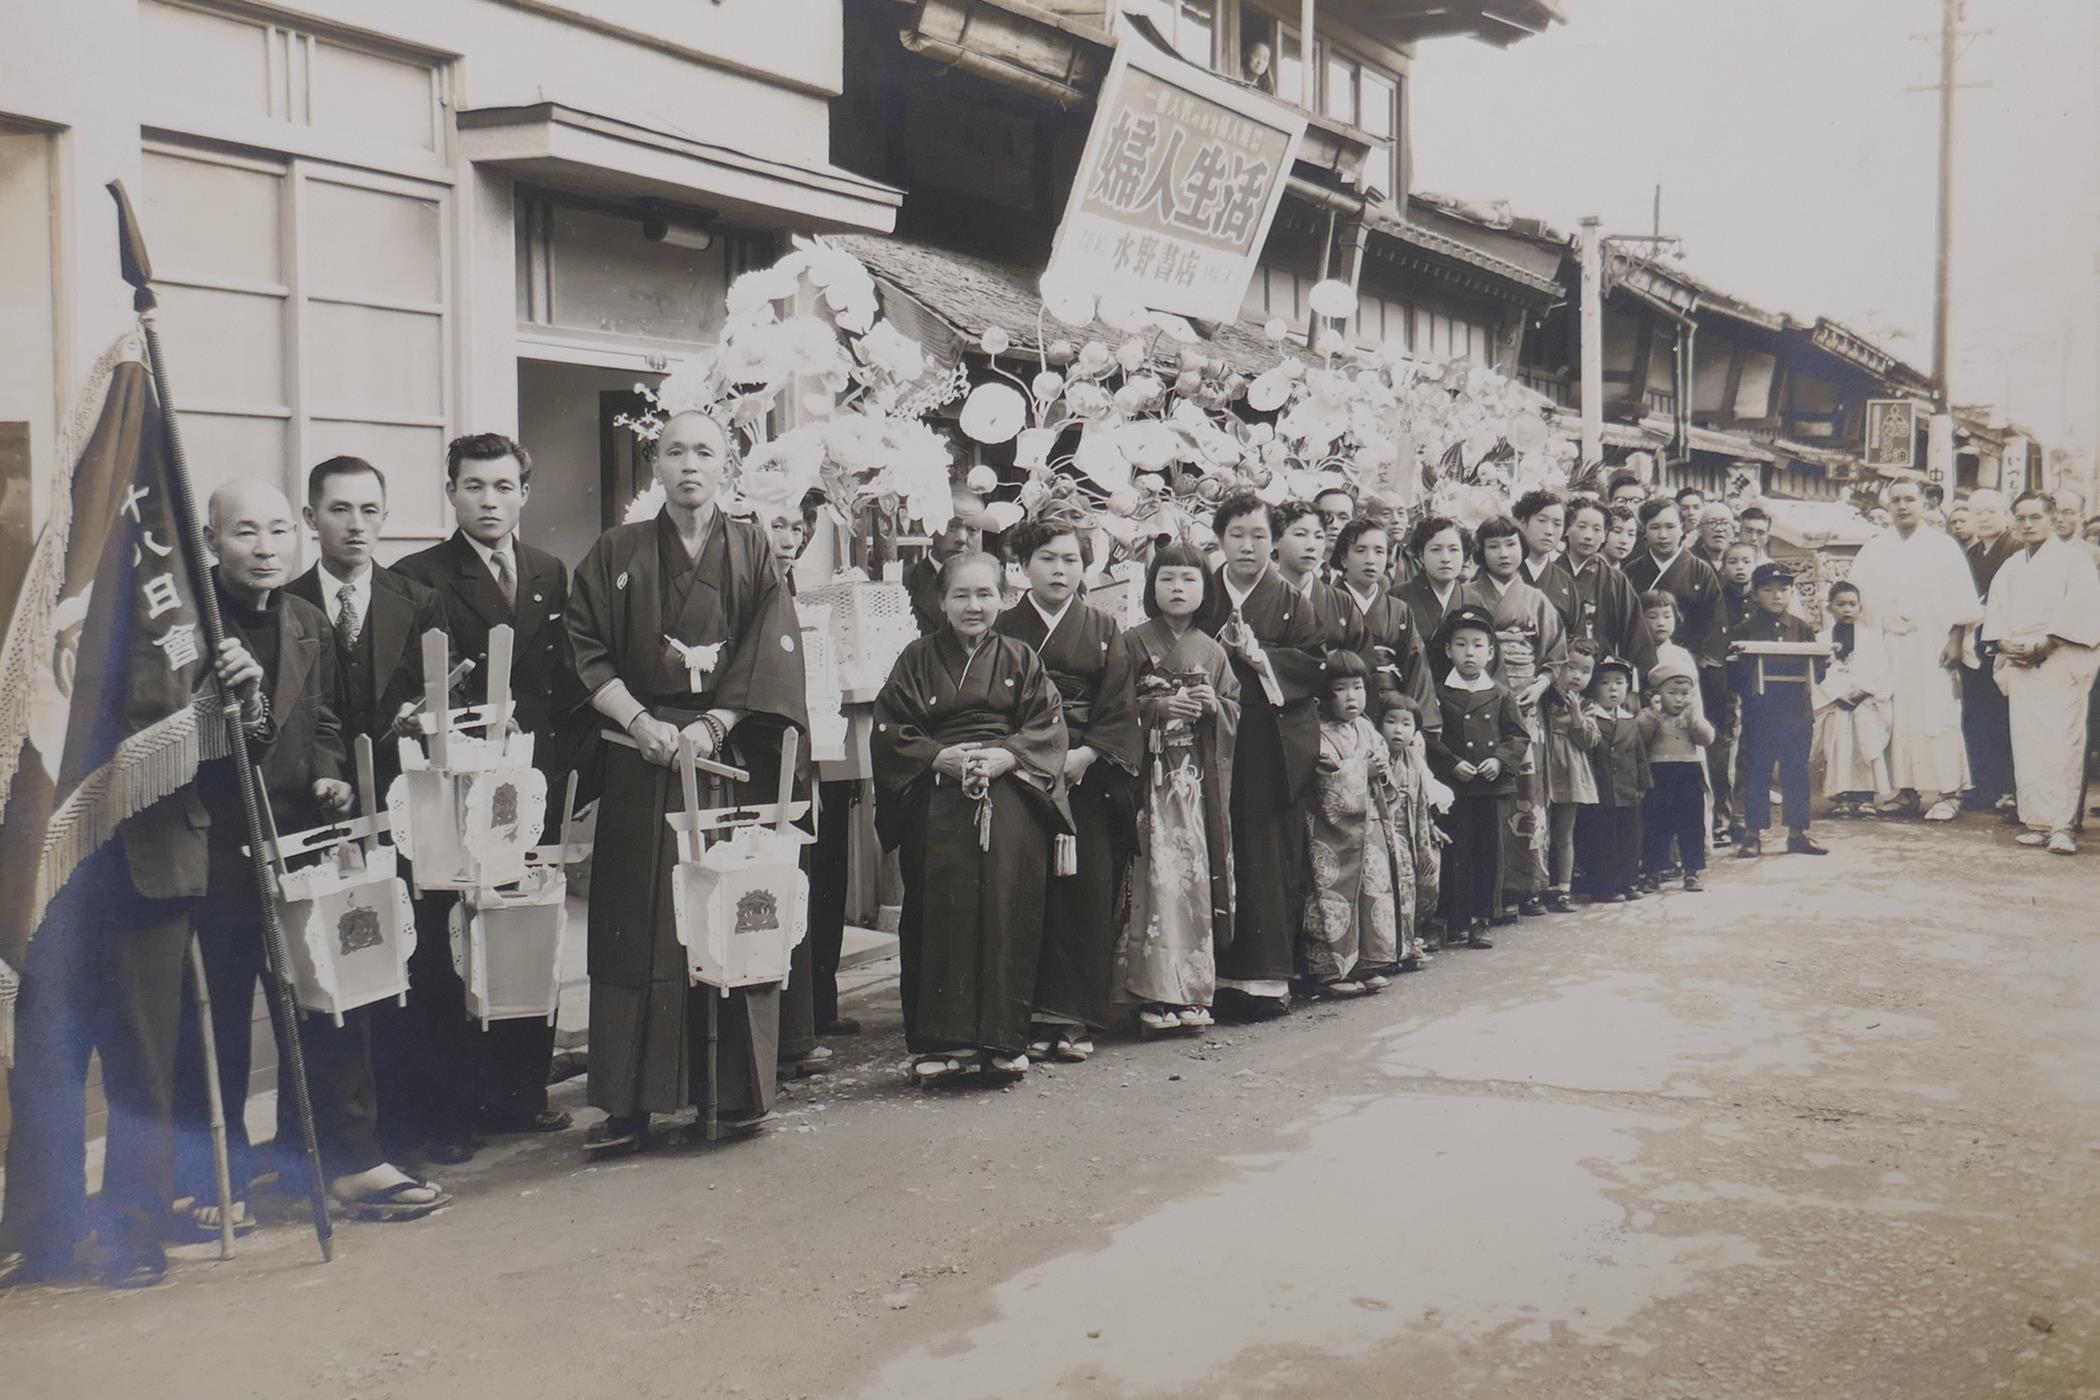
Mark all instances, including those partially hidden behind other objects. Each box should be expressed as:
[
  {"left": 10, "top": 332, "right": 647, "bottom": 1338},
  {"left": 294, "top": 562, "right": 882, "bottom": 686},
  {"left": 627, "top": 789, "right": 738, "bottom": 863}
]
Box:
[
  {"left": 1729, "top": 563, "right": 1829, "bottom": 859},
  {"left": 1423, "top": 606, "right": 1529, "bottom": 948}
]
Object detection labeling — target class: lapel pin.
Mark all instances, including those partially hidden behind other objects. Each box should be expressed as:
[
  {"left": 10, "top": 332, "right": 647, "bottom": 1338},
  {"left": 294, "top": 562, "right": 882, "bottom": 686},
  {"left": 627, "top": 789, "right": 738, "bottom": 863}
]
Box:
[{"left": 616, "top": 571, "right": 629, "bottom": 591}]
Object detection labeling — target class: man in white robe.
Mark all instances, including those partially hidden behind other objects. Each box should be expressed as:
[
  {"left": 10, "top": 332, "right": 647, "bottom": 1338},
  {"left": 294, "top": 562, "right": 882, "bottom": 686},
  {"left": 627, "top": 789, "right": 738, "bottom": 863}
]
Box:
[
  {"left": 1983, "top": 491, "right": 2100, "bottom": 854},
  {"left": 1846, "top": 479, "right": 1980, "bottom": 820}
]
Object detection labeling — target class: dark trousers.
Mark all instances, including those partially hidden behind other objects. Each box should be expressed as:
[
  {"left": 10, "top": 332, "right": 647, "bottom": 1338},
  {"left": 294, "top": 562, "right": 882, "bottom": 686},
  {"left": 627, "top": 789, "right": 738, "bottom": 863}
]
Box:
[
  {"left": 1740, "top": 702, "right": 1812, "bottom": 834},
  {"left": 1577, "top": 803, "right": 1642, "bottom": 896},
  {"left": 173, "top": 844, "right": 384, "bottom": 1195},
  {"left": 805, "top": 779, "right": 854, "bottom": 1030},
  {"left": 1960, "top": 662, "right": 2015, "bottom": 808},
  {"left": 1438, "top": 793, "right": 1506, "bottom": 923},
  {"left": 1, "top": 846, "right": 188, "bottom": 1257},
  {"left": 1700, "top": 666, "right": 1736, "bottom": 831},
  {"left": 373, "top": 892, "right": 557, "bottom": 1148},
  {"left": 1642, "top": 764, "right": 1707, "bottom": 874}
]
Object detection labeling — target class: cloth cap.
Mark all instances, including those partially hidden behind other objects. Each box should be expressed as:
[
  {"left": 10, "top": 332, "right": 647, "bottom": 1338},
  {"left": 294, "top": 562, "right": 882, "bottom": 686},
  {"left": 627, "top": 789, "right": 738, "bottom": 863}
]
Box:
[
  {"left": 1751, "top": 562, "right": 1795, "bottom": 589},
  {"left": 1593, "top": 655, "right": 1635, "bottom": 681},
  {"left": 1436, "top": 604, "right": 1498, "bottom": 650},
  {"left": 1649, "top": 654, "right": 1696, "bottom": 687}
]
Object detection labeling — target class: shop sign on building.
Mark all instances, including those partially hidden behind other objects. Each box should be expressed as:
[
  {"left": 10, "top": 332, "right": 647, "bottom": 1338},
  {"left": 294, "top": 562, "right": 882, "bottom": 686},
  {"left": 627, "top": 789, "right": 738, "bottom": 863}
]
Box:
[
  {"left": 1862, "top": 399, "right": 1918, "bottom": 471},
  {"left": 2001, "top": 435, "right": 2030, "bottom": 492},
  {"left": 1048, "top": 31, "right": 1307, "bottom": 323}
]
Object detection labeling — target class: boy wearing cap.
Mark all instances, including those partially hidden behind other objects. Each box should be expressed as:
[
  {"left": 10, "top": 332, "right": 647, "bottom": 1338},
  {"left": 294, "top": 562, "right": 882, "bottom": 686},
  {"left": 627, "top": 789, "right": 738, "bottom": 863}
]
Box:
[
  {"left": 1728, "top": 563, "right": 1828, "bottom": 858},
  {"left": 1424, "top": 606, "right": 1530, "bottom": 947},
  {"left": 1638, "top": 653, "right": 1716, "bottom": 890}
]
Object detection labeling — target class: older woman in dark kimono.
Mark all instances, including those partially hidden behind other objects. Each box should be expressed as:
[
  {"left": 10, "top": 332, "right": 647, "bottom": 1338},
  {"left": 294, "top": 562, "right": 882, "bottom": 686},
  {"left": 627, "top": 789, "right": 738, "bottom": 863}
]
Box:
[
  {"left": 566, "top": 409, "right": 808, "bottom": 1155},
  {"left": 875, "top": 551, "right": 1071, "bottom": 1084},
  {"left": 1193, "top": 492, "right": 1327, "bottom": 1019},
  {"left": 994, "top": 518, "right": 1140, "bottom": 1063}
]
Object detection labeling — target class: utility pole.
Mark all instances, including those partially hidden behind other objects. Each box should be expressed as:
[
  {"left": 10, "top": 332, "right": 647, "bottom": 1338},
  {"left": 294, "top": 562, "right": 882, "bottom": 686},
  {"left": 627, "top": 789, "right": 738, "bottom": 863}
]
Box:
[
  {"left": 1579, "top": 216, "right": 1602, "bottom": 470},
  {"left": 1930, "top": 0, "right": 1957, "bottom": 407}
]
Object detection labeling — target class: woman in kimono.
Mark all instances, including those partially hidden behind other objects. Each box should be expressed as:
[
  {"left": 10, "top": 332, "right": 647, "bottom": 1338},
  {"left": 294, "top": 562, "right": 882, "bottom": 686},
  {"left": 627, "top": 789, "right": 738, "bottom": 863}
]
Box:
[
  {"left": 1115, "top": 542, "right": 1239, "bottom": 1030},
  {"left": 1463, "top": 515, "right": 1567, "bottom": 918},
  {"left": 1331, "top": 518, "right": 1437, "bottom": 720},
  {"left": 994, "top": 518, "right": 1140, "bottom": 1063},
  {"left": 566, "top": 409, "right": 809, "bottom": 1156},
  {"left": 1193, "top": 493, "right": 1328, "bottom": 1019},
  {"left": 874, "top": 551, "right": 1072, "bottom": 1084}
]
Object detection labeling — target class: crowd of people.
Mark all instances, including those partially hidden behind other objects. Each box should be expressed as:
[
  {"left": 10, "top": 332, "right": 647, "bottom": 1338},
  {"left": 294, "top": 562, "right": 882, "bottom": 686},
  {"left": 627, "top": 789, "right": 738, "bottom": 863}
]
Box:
[{"left": 5, "top": 408, "right": 2096, "bottom": 1291}]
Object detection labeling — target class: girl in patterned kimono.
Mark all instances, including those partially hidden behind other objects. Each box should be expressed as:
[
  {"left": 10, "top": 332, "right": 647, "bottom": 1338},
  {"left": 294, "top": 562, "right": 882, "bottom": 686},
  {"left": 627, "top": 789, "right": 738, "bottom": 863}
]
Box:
[
  {"left": 1300, "top": 651, "right": 1409, "bottom": 995},
  {"left": 1115, "top": 543, "right": 1239, "bottom": 1032},
  {"left": 1379, "top": 697, "right": 1446, "bottom": 965}
]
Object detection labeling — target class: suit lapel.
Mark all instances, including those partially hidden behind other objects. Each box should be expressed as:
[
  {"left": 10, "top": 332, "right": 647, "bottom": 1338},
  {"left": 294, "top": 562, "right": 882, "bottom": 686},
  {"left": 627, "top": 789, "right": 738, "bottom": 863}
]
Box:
[
  {"left": 368, "top": 570, "right": 414, "bottom": 708},
  {"left": 449, "top": 531, "right": 513, "bottom": 631},
  {"left": 271, "top": 596, "right": 316, "bottom": 724},
  {"left": 510, "top": 547, "right": 551, "bottom": 653}
]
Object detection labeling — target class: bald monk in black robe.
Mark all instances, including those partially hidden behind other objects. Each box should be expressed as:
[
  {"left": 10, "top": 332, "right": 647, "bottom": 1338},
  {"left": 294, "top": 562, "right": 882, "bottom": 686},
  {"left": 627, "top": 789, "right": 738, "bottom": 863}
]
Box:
[{"left": 566, "top": 411, "right": 807, "bottom": 1153}]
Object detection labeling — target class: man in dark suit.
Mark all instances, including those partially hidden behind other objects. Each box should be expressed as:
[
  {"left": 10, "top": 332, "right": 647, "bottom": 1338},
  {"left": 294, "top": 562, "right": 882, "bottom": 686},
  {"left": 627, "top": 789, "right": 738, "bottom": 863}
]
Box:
[
  {"left": 168, "top": 480, "right": 452, "bottom": 1236},
  {"left": 394, "top": 433, "right": 582, "bottom": 1138},
  {"left": 287, "top": 456, "right": 464, "bottom": 1165}
]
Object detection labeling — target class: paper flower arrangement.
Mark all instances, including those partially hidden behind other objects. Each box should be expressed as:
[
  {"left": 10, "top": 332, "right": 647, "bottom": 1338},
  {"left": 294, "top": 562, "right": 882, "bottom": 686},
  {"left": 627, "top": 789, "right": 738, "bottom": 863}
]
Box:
[
  {"left": 950, "top": 272, "right": 1575, "bottom": 548},
  {"left": 618, "top": 237, "right": 967, "bottom": 531}
]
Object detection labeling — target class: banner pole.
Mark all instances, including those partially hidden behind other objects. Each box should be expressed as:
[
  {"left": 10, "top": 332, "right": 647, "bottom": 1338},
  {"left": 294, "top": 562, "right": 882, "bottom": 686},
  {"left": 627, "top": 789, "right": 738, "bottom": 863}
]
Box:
[{"left": 110, "top": 180, "right": 335, "bottom": 1264}]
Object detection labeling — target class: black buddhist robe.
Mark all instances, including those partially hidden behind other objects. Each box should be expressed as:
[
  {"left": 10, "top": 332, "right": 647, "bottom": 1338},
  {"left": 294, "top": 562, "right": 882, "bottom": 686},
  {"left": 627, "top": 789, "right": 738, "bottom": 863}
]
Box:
[
  {"left": 1194, "top": 567, "right": 1327, "bottom": 990},
  {"left": 566, "top": 509, "right": 808, "bottom": 1121},
  {"left": 873, "top": 630, "right": 1072, "bottom": 1056},
  {"left": 996, "top": 596, "right": 1141, "bottom": 1031}
]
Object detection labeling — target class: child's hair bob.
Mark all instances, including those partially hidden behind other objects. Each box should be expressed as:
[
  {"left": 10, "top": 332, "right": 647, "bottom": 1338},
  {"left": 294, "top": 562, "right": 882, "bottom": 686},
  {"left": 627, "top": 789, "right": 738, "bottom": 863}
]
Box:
[
  {"left": 1638, "top": 588, "right": 1678, "bottom": 615},
  {"left": 1378, "top": 692, "right": 1427, "bottom": 728},
  {"left": 1141, "top": 540, "right": 1212, "bottom": 619},
  {"left": 1322, "top": 647, "right": 1372, "bottom": 690}
]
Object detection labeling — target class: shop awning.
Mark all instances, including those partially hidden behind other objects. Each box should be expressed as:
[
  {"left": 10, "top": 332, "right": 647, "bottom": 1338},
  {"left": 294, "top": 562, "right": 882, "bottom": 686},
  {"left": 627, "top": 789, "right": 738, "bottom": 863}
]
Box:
[
  {"left": 827, "top": 234, "right": 1295, "bottom": 374},
  {"left": 1762, "top": 497, "right": 1877, "bottom": 551},
  {"left": 458, "top": 103, "right": 903, "bottom": 234}
]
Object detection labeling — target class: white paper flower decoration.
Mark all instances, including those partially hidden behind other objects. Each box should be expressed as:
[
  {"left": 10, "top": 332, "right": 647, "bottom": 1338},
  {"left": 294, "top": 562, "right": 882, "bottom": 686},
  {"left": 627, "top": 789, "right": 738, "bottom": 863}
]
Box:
[
  {"left": 959, "top": 382, "right": 1028, "bottom": 444},
  {"left": 965, "top": 463, "right": 1000, "bottom": 494},
  {"left": 1039, "top": 270, "right": 1097, "bottom": 327},
  {"left": 1307, "top": 279, "right": 1358, "bottom": 320},
  {"left": 1246, "top": 365, "right": 1295, "bottom": 413},
  {"left": 1262, "top": 318, "right": 1290, "bottom": 343},
  {"left": 983, "top": 500, "right": 1026, "bottom": 531},
  {"left": 980, "top": 326, "right": 1012, "bottom": 356}
]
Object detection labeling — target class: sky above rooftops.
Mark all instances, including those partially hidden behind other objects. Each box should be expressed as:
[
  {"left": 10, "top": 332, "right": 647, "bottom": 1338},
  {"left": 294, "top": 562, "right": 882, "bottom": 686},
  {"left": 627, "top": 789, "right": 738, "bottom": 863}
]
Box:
[{"left": 1410, "top": 0, "right": 2099, "bottom": 465}]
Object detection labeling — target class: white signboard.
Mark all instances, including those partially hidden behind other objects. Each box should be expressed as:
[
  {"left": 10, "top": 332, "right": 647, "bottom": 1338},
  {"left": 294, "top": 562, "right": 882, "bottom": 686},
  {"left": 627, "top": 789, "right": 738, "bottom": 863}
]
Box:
[{"left": 1047, "top": 30, "right": 1308, "bottom": 323}]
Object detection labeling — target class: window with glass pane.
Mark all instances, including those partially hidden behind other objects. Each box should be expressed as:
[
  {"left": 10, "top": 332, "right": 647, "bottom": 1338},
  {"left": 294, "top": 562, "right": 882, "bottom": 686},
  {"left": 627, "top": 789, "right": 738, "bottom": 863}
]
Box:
[
  {"left": 1360, "top": 69, "right": 1399, "bottom": 195},
  {"left": 1326, "top": 55, "right": 1356, "bottom": 123},
  {"left": 1171, "top": 0, "right": 1216, "bottom": 67},
  {"left": 1274, "top": 24, "right": 1304, "bottom": 104}
]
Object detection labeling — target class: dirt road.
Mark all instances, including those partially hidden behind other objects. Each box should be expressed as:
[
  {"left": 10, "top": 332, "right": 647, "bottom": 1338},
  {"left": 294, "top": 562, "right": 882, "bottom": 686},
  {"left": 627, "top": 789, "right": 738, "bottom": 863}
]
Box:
[{"left": 7, "top": 817, "right": 2098, "bottom": 1398}]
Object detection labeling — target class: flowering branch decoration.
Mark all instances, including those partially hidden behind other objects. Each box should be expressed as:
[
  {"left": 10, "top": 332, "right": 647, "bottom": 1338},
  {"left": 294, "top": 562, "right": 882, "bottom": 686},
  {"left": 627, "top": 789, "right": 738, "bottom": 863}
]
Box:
[{"left": 618, "top": 237, "right": 964, "bottom": 531}]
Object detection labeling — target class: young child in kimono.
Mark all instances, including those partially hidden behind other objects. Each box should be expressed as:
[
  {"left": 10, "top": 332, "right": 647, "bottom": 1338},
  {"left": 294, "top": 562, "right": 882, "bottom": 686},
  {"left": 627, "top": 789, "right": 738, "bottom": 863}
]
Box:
[
  {"left": 1637, "top": 655, "right": 1716, "bottom": 892},
  {"left": 1539, "top": 640, "right": 1601, "bottom": 913},
  {"left": 1813, "top": 580, "right": 1895, "bottom": 816},
  {"left": 1425, "top": 606, "right": 1530, "bottom": 948},
  {"left": 1379, "top": 694, "right": 1446, "bottom": 969},
  {"left": 1116, "top": 542, "right": 1240, "bottom": 1033},
  {"left": 1579, "top": 656, "right": 1649, "bottom": 902},
  {"left": 1300, "top": 651, "right": 1404, "bottom": 996}
]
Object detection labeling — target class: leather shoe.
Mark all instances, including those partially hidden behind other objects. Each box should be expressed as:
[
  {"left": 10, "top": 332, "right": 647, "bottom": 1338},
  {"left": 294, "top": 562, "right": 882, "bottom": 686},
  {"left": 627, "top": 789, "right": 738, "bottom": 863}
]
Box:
[
  {"left": 425, "top": 1136, "right": 480, "bottom": 1165},
  {"left": 1785, "top": 833, "right": 1828, "bottom": 856},
  {"left": 1736, "top": 837, "right": 1762, "bottom": 858},
  {"left": 818, "top": 1017, "right": 862, "bottom": 1036},
  {"left": 482, "top": 1108, "right": 572, "bottom": 1135},
  {"left": 100, "top": 1246, "right": 166, "bottom": 1290}
]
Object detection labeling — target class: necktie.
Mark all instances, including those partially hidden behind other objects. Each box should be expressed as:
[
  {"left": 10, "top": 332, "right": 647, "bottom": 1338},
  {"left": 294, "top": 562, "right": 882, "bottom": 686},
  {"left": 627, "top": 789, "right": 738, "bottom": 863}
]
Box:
[
  {"left": 492, "top": 548, "right": 515, "bottom": 612},
  {"left": 335, "top": 583, "right": 361, "bottom": 648}
]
